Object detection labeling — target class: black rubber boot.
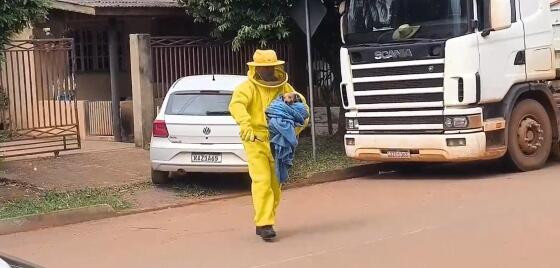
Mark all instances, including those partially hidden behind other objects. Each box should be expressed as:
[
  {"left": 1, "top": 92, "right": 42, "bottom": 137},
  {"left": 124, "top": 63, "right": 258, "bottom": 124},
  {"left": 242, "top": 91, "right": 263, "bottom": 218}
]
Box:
[{"left": 255, "top": 225, "right": 276, "bottom": 242}]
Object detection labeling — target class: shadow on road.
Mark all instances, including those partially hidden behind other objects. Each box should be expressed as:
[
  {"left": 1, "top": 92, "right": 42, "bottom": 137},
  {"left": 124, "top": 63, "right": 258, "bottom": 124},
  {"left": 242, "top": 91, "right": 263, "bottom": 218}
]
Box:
[
  {"left": 371, "top": 160, "right": 526, "bottom": 181},
  {"left": 163, "top": 172, "right": 252, "bottom": 196},
  {"left": 370, "top": 160, "right": 560, "bottom": 181}
]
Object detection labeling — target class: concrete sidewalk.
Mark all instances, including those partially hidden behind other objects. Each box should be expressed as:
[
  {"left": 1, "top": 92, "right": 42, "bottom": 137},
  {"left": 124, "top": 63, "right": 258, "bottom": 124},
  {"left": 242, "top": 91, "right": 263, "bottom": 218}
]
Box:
[
  {"left": 0, "top": 139, "right": 252, "bottom": 209},
  {"left": 1, "top": 141, "right": 150, "bottom": 192},
  {"left": 1, "top": 163, "right": 559, "bottom": 268}
]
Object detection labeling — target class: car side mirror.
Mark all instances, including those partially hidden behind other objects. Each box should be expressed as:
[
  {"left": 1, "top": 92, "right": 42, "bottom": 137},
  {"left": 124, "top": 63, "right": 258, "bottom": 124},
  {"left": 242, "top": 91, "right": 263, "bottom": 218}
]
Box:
[{"left": 482, "top": 0, "right": 512, "bottom": 37}]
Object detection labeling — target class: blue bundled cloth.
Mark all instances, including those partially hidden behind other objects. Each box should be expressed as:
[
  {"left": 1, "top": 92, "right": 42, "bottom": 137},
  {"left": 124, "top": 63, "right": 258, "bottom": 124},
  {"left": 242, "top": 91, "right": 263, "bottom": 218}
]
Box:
[{"left": 266, "top": 96, "right": 309, "bottom": 184}]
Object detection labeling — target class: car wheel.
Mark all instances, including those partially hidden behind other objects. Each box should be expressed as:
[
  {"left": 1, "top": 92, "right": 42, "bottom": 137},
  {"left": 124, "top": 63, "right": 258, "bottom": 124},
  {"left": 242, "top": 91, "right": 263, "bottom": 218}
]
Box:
[
  {"left": 505, "top": 99, "right": 552, "bottom": 171},
  {"left": 151, "top": 169, "right": 171, "bottom": 184}
]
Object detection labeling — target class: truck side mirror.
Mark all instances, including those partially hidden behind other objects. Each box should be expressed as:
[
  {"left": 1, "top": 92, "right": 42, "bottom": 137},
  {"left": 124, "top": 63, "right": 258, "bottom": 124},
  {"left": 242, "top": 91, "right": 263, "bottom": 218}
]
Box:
[
  {"left": 339, "top": 1, "right": 347, "bottom": 44},
  {"left": 340, "top": 14, "right": 347, "bottom": 44},
  {"left": 338, "top": 1, "right": 346, "bottom": 15},
  {"left": 482, "top": 0, "right": 512, "bottom": 37}
]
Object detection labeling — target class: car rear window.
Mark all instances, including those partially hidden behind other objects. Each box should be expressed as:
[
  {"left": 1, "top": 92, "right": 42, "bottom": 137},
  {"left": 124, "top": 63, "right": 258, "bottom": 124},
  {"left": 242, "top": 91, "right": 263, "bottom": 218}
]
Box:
[{"left": 165, "top": 92, "right": 232, "bottom": 116}]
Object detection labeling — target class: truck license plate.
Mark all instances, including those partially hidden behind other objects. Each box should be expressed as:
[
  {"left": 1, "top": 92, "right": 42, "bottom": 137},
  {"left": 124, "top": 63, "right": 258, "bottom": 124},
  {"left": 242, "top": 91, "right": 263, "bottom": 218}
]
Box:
[
  {"left": 387, "top": 151, "right": 411, "bottom": 159},
  {"left": 191, "top": 153, "right": 222, "bottom": 163}
]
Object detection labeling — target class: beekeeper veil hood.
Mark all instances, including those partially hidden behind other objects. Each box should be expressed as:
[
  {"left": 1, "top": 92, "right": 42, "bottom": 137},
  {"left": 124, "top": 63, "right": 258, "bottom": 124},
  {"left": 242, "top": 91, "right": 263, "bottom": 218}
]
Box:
[{"left": 247, "top": 49, "right": 288, "bottom": 88}]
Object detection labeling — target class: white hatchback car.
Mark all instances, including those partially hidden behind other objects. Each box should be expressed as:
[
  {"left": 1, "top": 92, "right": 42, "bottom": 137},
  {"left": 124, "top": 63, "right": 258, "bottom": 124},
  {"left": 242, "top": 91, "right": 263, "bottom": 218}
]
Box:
[{"left": 150, "top": 75, "right": 248, "bottom": 184}]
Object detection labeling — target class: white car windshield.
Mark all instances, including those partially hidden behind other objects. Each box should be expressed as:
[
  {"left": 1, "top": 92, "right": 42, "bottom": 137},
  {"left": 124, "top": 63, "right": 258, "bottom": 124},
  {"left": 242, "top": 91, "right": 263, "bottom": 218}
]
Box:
[{"left": 165, "top": 92, "right": 232, "bottom": 116}]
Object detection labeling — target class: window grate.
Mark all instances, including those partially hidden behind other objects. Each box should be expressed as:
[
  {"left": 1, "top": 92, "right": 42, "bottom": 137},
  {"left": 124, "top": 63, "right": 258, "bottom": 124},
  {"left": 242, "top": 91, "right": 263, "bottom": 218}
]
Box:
[{"left": 70, "top": 29, "right": 125, "bottom": 72}]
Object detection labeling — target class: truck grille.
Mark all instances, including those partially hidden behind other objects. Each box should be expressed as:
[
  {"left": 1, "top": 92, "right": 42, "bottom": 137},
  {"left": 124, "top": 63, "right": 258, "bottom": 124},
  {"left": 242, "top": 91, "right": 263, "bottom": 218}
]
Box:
[
  {"left": 355, "top": 93, "right": 443, "bottom": 104},
  {"left": 353, "top": 78, "right": 443, "bottom": 91},
  {"left": 350, "top": 59, "right": 445, "bottom": 133},
  {"left": 352, "top": 64, "right": 445, "bottom": 78},
  {"left": 358, "top": 115, "right": 443, "bottom": 125}
]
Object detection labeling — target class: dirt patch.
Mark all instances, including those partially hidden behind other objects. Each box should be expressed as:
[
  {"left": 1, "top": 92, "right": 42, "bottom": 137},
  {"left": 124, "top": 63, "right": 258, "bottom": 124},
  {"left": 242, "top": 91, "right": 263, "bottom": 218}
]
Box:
[
  {"left": 0, "top": 178, "right": 43, "bottom": 203},
  {"left": 1, "top": 148, "right": 150, "bottom": 191},
  {"left": 127, "top": 187, "right": 185, "bottom": 209}
]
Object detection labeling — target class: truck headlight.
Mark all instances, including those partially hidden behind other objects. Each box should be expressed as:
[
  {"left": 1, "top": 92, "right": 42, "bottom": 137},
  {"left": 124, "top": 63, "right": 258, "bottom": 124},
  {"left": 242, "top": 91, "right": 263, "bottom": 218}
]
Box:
[
  {"left": 444, "top": 115, "right": 482, "bottom": 130},
  {"left": 346, "top": 118, "right": 359, "bottom": 130}
]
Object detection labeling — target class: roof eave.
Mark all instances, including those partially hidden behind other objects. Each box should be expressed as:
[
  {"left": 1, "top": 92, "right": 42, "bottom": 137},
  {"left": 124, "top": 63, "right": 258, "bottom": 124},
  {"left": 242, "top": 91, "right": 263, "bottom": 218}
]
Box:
[
  {"left": 51, "top": 1, "right": 185, "bottom": 16},
  {"left": 51, "top": 1, "right": 96, "bottom": 15},
  {"left": 94, "top": 7, "right": 185, "bottom": 16}
]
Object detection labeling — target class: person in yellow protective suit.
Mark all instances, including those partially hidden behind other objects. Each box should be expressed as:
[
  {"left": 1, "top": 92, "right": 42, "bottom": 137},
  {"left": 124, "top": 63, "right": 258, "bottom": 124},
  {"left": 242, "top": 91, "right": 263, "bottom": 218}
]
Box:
[{"left": 229, "top": 49, "right": 308, "bottom": 242}]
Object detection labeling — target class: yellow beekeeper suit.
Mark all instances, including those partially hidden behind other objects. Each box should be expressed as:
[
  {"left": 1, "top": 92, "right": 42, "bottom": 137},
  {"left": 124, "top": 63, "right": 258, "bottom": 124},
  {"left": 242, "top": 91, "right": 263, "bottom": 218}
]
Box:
[{"left": 229, "top": 50, "right": 308, "bottom": 227}]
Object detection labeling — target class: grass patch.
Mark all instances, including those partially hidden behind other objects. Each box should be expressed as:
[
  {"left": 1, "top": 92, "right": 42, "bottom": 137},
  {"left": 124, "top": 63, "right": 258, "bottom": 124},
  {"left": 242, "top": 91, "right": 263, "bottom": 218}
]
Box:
[
  {"left": 0, "top": 188, "right": 132, "bottom": 220},
  {"left": 290, "top": 136, "right": 363, "bottom": 180},
  {"left": 166, "top": 182, "right": 223, "bottom": 198}
]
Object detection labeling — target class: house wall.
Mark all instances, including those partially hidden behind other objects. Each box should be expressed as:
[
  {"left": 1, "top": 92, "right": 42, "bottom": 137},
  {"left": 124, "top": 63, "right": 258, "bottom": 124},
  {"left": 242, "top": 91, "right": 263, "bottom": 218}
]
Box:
[
  {"left": 10, "top": 9, "right": 241, "bottom": 140},
  {"left": 31, "top": 11, "right": 200, "bottom": 102},
  {"left": 71, "top": 16, "right": 152, "bottom": 101},
  {"left": 75, "top": 72, "right": 131, "bottom": 101}
]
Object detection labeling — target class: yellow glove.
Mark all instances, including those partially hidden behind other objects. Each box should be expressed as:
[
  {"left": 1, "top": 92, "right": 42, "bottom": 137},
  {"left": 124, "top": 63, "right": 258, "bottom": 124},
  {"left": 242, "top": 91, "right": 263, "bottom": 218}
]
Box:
[{"left": 240, "top": 126, "right": 255, "bottom": 142}]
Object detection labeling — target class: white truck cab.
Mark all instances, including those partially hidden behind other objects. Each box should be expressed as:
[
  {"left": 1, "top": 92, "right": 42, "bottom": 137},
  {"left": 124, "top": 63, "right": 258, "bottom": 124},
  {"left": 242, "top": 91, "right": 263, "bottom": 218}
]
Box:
[{"left": 339, "top": 0, "right": 560, "bottom": 171}]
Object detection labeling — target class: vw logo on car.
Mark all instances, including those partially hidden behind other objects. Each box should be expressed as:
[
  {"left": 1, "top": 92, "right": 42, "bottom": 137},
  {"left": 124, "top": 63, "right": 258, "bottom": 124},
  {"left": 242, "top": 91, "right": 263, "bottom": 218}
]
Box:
[{"left": 203, "top": 127, "right": 211, "bottom": 135}]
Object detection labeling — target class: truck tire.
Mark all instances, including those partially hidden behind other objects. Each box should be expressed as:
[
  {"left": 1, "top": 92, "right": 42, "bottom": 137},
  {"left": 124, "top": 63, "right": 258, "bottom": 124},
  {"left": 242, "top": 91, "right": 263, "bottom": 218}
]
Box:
[
  {"left": 505, "top": 99, "right": 553, "bottom": 171},
  {"left": 151, "top": 169, "right": 171, "bottom": 184}
]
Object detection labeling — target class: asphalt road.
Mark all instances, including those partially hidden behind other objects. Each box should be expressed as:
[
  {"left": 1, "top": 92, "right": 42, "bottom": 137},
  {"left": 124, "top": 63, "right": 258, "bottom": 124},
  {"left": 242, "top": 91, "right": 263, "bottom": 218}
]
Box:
[{"left": 1, "top": 162, "right": 560, "bottom": 268}]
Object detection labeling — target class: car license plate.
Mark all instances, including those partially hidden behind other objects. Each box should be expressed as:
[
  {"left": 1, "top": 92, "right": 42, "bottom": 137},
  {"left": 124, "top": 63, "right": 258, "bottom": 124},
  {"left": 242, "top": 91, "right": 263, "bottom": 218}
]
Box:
[
  {"left": 387, "top": 150, "right": 411, "bottom": 159},
  {"left": 191, "top": 153, "right": 222, "bottom": 163}
]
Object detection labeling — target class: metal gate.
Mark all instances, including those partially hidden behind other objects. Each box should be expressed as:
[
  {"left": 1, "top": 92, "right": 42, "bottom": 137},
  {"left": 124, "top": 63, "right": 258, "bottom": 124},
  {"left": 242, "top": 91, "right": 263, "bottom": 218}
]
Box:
[
  {"left": 86, "top": 101, "right": 113, "bottom": 136},
  {"left": 150, "top": 37, "right": 295, "bottom": 105},
  {"left": 0, "top": 39, "right": 80, "bottom": 158}
]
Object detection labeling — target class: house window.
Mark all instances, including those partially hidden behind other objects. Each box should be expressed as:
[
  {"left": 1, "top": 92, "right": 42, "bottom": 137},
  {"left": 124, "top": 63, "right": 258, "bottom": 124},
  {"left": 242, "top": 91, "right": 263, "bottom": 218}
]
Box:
[{"left": 71, "top": 29, "right": 124, "bottom": 72}]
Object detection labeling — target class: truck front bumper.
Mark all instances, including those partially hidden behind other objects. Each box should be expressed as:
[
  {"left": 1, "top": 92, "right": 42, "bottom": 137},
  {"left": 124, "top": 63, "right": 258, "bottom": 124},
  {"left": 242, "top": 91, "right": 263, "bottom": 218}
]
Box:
[{"left": 345, "top": 132, "right": 506, "bottom": 162}]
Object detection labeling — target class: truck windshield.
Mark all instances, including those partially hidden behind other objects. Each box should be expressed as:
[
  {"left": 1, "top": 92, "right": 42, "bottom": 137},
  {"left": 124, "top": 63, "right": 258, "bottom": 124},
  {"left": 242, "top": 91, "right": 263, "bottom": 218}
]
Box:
[
  {"left": 165, "top": 92, "right": 232, "bottom": 116},
  {"left": 345, "top": 0, "right": 469, "bottom": 45}
]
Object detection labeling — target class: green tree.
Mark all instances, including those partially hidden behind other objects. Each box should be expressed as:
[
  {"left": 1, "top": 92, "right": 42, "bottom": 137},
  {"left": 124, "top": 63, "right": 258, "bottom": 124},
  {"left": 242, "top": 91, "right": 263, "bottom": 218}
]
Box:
[
  {"left": 0, "top": 0, "right": 48, "bottom": 141},
  {"left": 180, "top": 0, "right": 346, "bottom": 135},
  {"left": 0, "top": 0, "right": 49, "bottom": 53},
  {"left": 178, "top": 0, "right": 295, "bottom": 49}
]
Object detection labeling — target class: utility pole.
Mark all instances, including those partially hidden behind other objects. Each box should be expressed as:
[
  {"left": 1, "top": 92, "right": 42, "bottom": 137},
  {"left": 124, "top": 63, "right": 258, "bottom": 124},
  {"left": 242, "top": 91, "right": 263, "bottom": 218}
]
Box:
[
  {"left": 304, "top": 0, "right": 317, "bottom": 159},
  {"left": 108, "top": 19, "right": 122, "bottom": 142}
]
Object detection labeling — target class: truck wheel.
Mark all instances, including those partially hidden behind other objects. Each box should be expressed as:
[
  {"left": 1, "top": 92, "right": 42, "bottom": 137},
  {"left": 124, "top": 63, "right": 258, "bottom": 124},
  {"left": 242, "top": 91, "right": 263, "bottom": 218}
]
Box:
[
  {"left": 505, "top": 99, "right": 553, "bottom": 171},
  {"left": 151, "top": 169, "right": 171, "bottom": 184}
]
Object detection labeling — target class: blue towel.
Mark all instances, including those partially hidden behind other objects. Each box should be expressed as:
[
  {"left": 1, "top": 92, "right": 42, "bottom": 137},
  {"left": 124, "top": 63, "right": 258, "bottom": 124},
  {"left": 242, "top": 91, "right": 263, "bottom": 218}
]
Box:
[{"left": 266, "top": 96, "right": 309, "bottom": 184}]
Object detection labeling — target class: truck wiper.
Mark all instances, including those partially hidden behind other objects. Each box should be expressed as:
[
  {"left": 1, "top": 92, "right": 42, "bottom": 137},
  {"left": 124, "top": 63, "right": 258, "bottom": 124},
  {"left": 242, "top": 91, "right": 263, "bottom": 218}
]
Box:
[
  {"left": 350, "top": 43, "right": 382, "bottom": 47},
  {"left": 206, "top": 111, "right": 231, "bottom": 115},
  {"left": 391, "top": 38, "right": 434, "bottom": 43}
]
